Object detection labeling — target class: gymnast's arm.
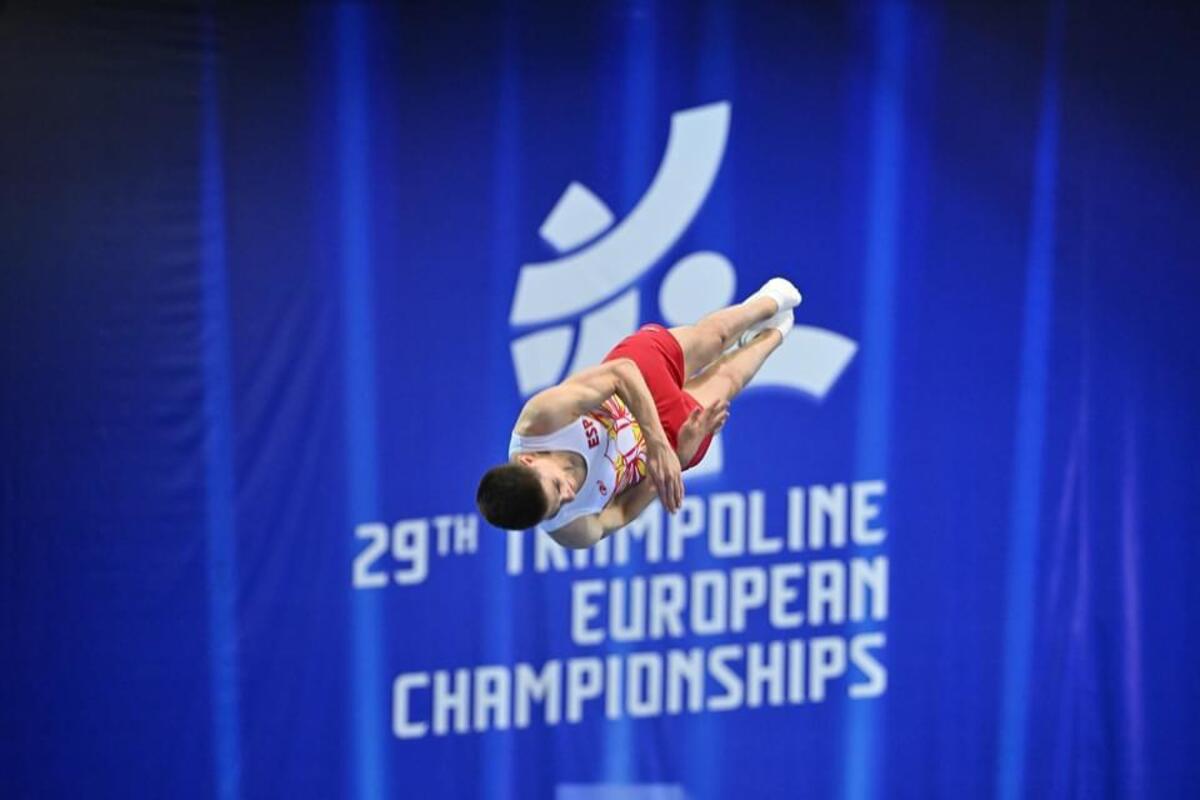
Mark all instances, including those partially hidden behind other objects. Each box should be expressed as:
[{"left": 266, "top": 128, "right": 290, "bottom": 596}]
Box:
[
  {"left": 516, "top": 358, "right": 683, "bottom": 513},
  {"left": 550, "top": 400, "right": 729, "bottom": 550},
  {"left": 549, "top": 482, "right": 655, "bottom": 550}
]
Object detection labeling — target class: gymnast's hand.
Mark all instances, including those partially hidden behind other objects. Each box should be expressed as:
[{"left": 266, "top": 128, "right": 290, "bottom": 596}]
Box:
[
  {"left": 677, "top": 399, "right": 730, "bottom": 466},
  {"left": 645, "top": 434, "right": 684, "bottom": 514}
]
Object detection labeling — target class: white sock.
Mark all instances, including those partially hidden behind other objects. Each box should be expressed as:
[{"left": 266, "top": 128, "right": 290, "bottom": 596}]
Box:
[
  {"left": 738, "top": 278, "right": 802, "bottom": 346},
  {"left": 743, "top": 277, "right": 802, "bottom": 314}
]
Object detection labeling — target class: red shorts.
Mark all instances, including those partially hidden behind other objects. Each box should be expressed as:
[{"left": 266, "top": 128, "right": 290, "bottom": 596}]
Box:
[{"left": 603, "top": 324, "right": 713, "bottom": 470}]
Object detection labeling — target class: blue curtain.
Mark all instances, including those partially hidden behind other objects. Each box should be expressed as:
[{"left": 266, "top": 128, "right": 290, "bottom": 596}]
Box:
[{"left": 2, "top": 2, "right": 1198, "bottom": 798}]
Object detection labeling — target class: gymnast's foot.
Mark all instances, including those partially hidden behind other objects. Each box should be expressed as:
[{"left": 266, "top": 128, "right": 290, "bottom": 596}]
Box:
[{"left": 739, "top": 277, "right": 801, "bottom": 346}]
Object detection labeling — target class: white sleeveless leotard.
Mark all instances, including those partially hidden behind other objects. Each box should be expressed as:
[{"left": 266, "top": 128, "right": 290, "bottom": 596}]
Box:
[{"left": 509, "top": 396, "right": 648, "bottom": 532}]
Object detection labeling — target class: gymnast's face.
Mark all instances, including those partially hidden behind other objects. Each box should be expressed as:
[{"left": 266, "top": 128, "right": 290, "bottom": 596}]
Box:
[{"left": 518, "top": 453, "right": 576, "bottom": 519}]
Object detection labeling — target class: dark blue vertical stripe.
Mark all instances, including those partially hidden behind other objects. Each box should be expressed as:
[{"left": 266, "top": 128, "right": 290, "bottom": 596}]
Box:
[
  {"left": 854, "top": 0, "right": 906, "bottom": 480},
  {"left": 602, "top": 1, "right": 659, "bottom": 782},
  {"left": 847, "top": 1, "right": 907, "bottom": 797},
  {"left": 996, "top": 3, "right": 1064, "bottom": 798},
  {"left": 334, "top": 5, "right": 387, "bottom": 799},
  {"left": 849, "top": 0, "right": 902, "bottom": 796},
  {"left": 620, "top": 2, "right": 657, "bottom": 212},
  {"left": 199, "top": 10, "right": 242, "bottom": 800},
  {"left": 688, "top": 3, "right": 734, "bottom": 797},
  {"left": 482, "top": 13, "right": 520, "bottom": 800}
]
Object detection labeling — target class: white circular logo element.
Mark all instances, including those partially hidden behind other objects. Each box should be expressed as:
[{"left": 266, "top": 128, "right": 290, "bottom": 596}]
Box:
[{"left": 658, "top": 251, "right": 737, "bottom": 327}]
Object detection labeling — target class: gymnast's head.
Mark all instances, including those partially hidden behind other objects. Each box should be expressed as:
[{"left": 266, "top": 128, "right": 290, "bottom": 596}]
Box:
[{"left": 476, "top": 454, "right": 575, "bottom": 529}]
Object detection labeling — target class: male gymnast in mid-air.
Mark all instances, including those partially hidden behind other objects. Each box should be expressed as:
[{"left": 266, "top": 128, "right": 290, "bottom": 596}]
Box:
[{"left": 477, "top": 278, "right": 802, "bottom": 549}]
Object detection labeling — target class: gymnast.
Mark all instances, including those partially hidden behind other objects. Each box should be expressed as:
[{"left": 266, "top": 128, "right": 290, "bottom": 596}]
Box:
[{"left": 477, "top": 278, "right": 802, "bottom": 548}]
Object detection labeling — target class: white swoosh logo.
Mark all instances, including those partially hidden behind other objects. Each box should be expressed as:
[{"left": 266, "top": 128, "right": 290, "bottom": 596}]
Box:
[{"left": 509, "top": 102, "right": 731, "bottom": 326}]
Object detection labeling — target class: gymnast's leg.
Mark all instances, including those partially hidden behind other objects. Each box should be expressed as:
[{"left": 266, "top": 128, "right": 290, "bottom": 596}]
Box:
[
  {"left": 668, "top": 277, "right": 801, "bottom": 378},
  {"left": 684, "top": 327, "right": 785, "bottom": 411}
]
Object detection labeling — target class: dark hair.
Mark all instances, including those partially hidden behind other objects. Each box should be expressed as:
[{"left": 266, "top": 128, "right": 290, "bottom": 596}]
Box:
[{"left": 476, "top": 463, "right": 548, "bottom": 530}]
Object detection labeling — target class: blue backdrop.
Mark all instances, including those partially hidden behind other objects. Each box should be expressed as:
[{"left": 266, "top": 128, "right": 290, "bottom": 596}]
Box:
[{"left": 3, "top": 2, "right": 1199, "bottom": 798}]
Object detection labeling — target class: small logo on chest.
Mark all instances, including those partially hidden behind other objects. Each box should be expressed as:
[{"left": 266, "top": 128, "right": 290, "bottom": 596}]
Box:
[
  {"left": 597, "top": 481, "right": 608, "bottom": 496},
  {"left": 582, "top": 418, "right": 600, "bottom": 448}
]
